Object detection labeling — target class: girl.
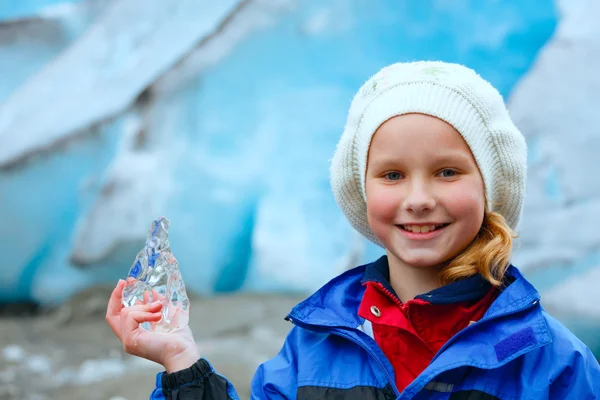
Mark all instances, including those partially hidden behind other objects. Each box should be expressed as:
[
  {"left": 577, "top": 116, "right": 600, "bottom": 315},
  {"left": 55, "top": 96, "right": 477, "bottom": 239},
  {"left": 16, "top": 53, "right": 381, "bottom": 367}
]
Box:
[{"left": 106, "top": 61, "right": 600, "bottom": 399}]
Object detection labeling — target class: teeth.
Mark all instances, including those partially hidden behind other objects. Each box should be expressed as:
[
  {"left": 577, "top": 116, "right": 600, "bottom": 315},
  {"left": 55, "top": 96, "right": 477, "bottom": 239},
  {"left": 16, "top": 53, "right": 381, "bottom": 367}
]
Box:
[{"left": 402, "top": 225, "right": 443, "bottom": 233}]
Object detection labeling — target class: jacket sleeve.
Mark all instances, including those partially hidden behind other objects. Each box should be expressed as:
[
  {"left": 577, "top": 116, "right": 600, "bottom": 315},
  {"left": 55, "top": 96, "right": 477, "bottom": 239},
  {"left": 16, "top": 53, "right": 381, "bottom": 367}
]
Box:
[
  {"left": 549, "top": 345, "right": 600, "bottom": 399},
  {"left": 249, "top": 326, "right": 300, "bottom": 399},
  {"left": 149, "top": 359, "right": 240, "bottom": 400},
  {"left": 149, "top": 327, "right": 301, "bottom": 400}
]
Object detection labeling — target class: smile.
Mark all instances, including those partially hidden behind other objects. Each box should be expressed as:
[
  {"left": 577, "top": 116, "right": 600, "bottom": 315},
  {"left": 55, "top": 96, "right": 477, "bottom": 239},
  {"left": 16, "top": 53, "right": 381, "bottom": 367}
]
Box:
[
  {"left": 398, "top": 224, "right": 449, "bottom": 233},
  {"left": 396, "top": 223, "right": 450, "bottom": 240}
]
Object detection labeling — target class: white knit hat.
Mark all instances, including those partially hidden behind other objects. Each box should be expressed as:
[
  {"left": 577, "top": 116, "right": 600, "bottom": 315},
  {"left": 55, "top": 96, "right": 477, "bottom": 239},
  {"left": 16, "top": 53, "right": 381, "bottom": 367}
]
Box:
[{"left": 330, "top": 61, "right": 527, "bottom": 247}]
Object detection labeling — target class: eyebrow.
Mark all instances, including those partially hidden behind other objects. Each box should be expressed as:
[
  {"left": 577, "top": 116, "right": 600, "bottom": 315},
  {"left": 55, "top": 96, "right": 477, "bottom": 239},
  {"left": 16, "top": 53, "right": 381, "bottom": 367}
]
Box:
[
  {"left": 370, "top": 152, "right": 473, "bottom": 166},
  {"left": 431, "top": 152, "right": 473, "bottom": 164}
]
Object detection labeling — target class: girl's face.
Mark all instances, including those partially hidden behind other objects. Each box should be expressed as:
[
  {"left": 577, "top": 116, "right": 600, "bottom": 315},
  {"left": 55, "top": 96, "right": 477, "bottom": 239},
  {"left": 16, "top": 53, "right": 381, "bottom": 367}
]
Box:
[{"left": 365, "top": 113, "right": 485, "bottom": 271}]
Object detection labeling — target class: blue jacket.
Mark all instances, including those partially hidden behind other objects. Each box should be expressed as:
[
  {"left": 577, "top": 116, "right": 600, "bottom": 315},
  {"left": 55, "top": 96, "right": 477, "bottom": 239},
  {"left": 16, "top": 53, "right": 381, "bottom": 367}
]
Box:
[{"left": 151, "top": 259, "right": 600, "bottom": 399}]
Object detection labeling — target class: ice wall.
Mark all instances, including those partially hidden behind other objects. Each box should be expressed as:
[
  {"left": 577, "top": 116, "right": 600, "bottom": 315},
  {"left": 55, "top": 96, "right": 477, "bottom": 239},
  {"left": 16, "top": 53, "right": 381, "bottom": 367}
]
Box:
[
  {"left": 0, "top": 0, "right": 559, "bottom": 305},
  {"left": 508, "top": 0, "right": 600, "bottom": 352},
  {"left": 0, "top": 0, "right": 242, "bottom": 167}
]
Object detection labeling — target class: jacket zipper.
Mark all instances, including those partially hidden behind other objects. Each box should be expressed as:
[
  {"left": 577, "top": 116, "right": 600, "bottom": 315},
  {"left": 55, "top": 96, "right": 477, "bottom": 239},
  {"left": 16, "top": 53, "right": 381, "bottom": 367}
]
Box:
[{"left": 287, "top": 316, "right": 401, "bottom": 398}]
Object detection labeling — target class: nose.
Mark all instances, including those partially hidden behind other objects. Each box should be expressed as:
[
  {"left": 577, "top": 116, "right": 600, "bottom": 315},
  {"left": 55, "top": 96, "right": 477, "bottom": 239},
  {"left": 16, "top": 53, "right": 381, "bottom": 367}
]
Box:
[{"left": 403, "top": 180, "right": 436, "bottom": 214}]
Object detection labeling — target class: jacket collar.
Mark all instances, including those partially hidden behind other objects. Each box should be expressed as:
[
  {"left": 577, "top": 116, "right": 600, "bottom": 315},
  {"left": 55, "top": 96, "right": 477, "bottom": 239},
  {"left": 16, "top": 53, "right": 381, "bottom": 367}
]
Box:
[
  {"left": 288, "top": 256, "right": 539, "bottom": 330},
  {"left": 361, "top": 256, "right": 494, "bottom": 304},
  {"left": 287, "top": 257, "right": 551, "bottom": 389},
  {"left": 287, "top": 263, "right": 367, "bottom": 329}
]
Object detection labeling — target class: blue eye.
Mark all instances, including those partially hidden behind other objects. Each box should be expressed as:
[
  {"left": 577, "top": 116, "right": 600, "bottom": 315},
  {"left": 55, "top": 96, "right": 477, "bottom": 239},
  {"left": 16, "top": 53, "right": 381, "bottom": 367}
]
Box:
[
  {"left": 385, "top": 172, "right": 402, "bottom": 180},
  {"left": 440, "top": 169, "right": 457, "bottom": 178}
]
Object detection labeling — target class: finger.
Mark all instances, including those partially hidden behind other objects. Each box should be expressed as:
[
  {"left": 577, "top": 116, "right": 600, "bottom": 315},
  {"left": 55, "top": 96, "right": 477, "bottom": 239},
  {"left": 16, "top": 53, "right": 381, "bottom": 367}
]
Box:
[
  {"left": 140, "top": 290, "right": 162, "bottom": 304},
  {"left": 106, "top": 280, "right": 127, "bottom": 336},
  {"left": 108, "top": 279, "right": 126, "bottom": 312},
  {"left": 122, "top": 307, "right": 163, "bottom": 338},
  {"left": 121, "top": 301, "right": 162, "bottom": 317},
  {"left": 121, "top": 310, "right": 163, "bottom": 356},
  {"left": 135, "top": 291, "right": 153, "bottom": 306},
  {"left": 152, "top": 289, "right": 165, "bottom": 302},
  {"left": 117, "top": 300, "right": 161, "bottom": 337}
]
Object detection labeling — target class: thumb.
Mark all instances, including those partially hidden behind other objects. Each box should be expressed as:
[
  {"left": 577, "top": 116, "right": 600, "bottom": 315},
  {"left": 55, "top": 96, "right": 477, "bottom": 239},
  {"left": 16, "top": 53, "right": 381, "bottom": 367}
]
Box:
[{"left": 106, "top": 279, "right": 127, "bottom": 338}]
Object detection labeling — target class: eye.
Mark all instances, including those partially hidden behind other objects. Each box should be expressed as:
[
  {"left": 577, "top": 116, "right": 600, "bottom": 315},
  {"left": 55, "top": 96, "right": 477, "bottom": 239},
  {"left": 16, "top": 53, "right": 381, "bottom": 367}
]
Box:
[
  {"left": 439, "top": 169, "right": 457, "bottom": 178},
  {"left": 384, "top": 172, "right": 402, "bottom": 180}
]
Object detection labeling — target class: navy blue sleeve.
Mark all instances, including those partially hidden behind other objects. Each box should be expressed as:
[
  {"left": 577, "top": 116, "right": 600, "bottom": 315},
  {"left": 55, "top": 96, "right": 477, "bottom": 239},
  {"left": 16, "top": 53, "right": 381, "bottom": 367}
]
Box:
[
  {"left": 150, "top": 359, "right": 240, "bottom": 400},
  {"left": 149, "top": 328, "right": 302, "bottom": 399}
]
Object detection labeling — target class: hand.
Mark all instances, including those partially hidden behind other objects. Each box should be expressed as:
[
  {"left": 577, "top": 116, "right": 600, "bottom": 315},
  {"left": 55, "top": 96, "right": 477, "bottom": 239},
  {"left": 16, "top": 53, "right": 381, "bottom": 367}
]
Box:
[{"left": 106, "top": 279, "right": 199, "bottom": 373}]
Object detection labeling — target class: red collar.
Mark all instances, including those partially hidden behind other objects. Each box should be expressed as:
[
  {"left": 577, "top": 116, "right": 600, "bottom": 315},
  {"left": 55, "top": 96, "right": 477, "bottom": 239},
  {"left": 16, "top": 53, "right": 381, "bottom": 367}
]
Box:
[
  {"left": 357, "top": 256, "right": 498, "bottom": 392},
  {"left": 358, "top": 280, "right": 498, "bottom": 350}
]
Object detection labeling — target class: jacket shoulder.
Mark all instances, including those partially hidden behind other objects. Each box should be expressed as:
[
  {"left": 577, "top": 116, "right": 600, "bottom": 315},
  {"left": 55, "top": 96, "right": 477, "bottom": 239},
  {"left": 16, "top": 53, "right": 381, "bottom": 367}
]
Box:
[
  {"left": 541, "top": 309, "right": 596, "bottom": 359},
  {"left": 539, "top": 310, "right": 600, "bottom": 396}
]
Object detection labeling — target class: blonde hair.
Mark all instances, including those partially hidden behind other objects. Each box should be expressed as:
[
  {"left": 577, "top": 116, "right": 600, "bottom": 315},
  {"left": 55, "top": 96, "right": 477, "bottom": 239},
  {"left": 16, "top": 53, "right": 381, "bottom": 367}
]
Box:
[{"left": 439, "top": 210, "right": 516, "bottom": 287}]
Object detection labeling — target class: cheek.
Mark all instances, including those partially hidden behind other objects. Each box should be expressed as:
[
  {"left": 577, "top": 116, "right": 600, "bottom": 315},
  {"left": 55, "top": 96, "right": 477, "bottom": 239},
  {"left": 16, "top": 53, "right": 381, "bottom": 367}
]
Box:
[
  {"left": 366, "top": 187, "right": 399, "bottom": 223},
  {"left": 445, "top": 186, "right": 485, "bottom": 226}
]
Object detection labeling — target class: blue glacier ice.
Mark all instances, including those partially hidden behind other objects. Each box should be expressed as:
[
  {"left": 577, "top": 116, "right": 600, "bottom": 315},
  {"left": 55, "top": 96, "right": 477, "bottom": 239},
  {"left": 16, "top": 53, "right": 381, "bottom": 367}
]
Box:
[
  {"left": 507, "top": 0, "right": 600, "bottom": 355},
  {"left": 0, "top": 0, "right": 84, "bottom": 22},
  {"left": 0, "top": 0, "right": 558, "bottom": 306},
  {"left": 6, "top": 0, "right": 600, "bottom": 356},
  {"left": 0, "top": 0, "right": 100, "bottom": 104}
]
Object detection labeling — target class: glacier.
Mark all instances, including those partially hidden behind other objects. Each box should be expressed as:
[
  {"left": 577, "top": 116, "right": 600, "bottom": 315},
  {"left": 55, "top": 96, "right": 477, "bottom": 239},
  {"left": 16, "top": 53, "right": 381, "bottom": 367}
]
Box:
[
  {"left": 4, "top": 0, "right": 597, "bottom": 355},
  {"left": 0, "top": 0, "right": 242, "bottom": 166},
  {"left": 0, "top": 0, "right": 558, "bottom": 298},
  {"left": 508, "top": 0, "right": 600, "bottom": 354}
]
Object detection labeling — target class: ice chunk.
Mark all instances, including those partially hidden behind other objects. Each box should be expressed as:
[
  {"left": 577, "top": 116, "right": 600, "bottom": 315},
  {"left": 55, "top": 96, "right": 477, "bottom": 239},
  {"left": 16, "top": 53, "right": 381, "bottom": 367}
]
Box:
[{"left": 121, "top": 217, "right": 189, "bottom": 333}]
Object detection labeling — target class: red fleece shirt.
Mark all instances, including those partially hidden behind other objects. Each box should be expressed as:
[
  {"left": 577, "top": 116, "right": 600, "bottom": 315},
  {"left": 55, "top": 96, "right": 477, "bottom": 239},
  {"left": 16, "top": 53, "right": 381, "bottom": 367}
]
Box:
[{"left": 358, "top": 276, "right": 498, "bottom": 393}]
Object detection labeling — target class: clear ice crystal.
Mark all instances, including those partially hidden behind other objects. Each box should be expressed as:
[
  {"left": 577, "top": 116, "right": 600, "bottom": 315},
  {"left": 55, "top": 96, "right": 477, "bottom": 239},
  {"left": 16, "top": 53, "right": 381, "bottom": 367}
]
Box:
[{"left": 122, "top": 217, "right": 189, "bottom": 333}]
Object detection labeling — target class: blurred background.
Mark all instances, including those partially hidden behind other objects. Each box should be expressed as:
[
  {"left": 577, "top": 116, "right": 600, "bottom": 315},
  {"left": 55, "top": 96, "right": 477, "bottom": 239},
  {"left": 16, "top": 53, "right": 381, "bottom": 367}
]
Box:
[{"left": 0, "top": 0, "right": 598, "bottom": 398}]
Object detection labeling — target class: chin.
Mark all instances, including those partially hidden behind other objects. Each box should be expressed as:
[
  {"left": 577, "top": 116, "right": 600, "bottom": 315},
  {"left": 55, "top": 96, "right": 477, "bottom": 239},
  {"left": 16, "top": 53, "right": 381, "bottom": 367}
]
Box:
[
  {"left": 389, "top": 251, "right": 447, "bottom": 269},
  {"left": 403, "top": 258, "right": 444, "bottom": 269}
]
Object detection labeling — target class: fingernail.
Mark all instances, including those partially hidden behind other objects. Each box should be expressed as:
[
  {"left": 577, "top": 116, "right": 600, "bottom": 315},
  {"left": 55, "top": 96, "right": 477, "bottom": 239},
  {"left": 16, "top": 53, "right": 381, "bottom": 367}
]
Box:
[{"left": 118, "top": 279, "right": 124, "bottom": 284}]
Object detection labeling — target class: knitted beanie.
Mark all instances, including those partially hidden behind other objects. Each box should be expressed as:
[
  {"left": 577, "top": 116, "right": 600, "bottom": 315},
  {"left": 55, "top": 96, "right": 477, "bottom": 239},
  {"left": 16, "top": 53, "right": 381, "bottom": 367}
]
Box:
[{"left": 330, "top": 61, "right": 527, "bottom": 247}]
